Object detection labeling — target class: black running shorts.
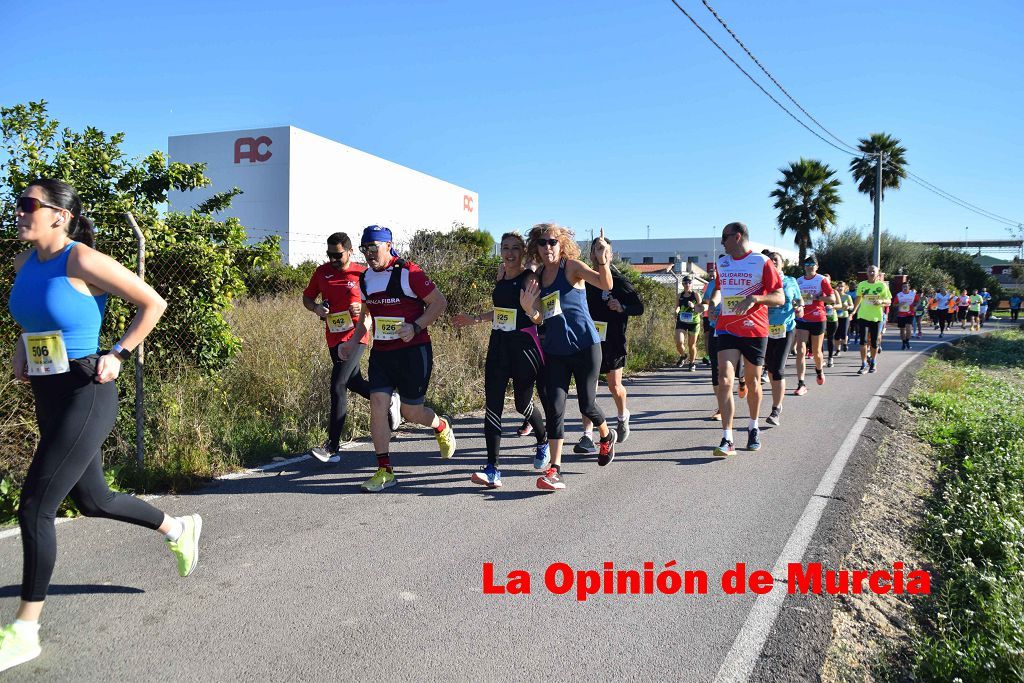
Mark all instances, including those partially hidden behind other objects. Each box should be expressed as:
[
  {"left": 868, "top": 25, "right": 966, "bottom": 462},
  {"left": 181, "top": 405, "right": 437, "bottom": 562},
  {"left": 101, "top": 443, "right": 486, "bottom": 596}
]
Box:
[
  {"left": 368, "top": 343, "right": 433, "bottom": 404},
  {"left": 715, "top": 332, "right": 768, "bottom": 367}
]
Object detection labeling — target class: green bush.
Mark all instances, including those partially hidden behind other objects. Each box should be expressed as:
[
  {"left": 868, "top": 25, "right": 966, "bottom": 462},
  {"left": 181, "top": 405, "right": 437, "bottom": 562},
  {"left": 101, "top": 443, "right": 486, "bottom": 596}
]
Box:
[{"left": 908, "top": 330, "right": 1024, "bottom": 681}]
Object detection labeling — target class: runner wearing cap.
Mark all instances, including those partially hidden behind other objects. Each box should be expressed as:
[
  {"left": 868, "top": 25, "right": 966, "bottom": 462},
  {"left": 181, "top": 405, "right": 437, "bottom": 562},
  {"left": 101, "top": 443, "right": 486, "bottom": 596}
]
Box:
[
  {"left": 674, "top": 275, "right": 702, "bottom": 371},
  {"left": 707, "top": 222, "right": 784, "bottom": 455},
  {"left": 792, "top": 255, "right": 835, "bottom": 394},
  {"left": 302, "top": 232, "right": 400, "bottom": 463},
  {"left": 852, "top": 265, "right": 892, "bottom": 374},
  {"left": 894, "top": 280, "right": 919, "bottom": 350},
  {"left": 338, "top": 225, "right": 456, "bottom": 492}
]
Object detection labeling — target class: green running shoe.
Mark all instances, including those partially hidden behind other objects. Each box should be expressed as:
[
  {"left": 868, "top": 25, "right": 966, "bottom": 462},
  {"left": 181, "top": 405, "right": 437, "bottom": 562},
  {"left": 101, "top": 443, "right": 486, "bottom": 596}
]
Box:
[
  {"left": 361, "top": 467, "right": 397, "bottom": 492},
  {"left": 0, "top": 624, "right": 41, "bottom": 673},
  {"left": 436, "top": 417, "right": 457, "bottom": 459},
  {"left": 166, "top": 514, "right": 202, "bottom": 578}
]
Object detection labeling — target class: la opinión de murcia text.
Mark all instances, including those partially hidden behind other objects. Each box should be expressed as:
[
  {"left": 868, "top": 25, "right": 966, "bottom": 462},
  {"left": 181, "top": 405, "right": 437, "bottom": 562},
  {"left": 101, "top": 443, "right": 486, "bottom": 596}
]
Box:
[{"left": 483, "top": 562, "right": 930, "bottom": 602}]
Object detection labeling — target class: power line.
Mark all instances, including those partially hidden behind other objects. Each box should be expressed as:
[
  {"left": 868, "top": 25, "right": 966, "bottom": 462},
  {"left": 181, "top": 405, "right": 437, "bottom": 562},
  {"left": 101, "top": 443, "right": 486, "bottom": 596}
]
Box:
[
  {"left": 699, "top": 0, "right": 860, "bottom": 155},
  {"left": 669, "top": 0, "right": 1023, "bottom": 229},
  {"left": 665, "top": 0, "right": 861, "bottom": 159}
]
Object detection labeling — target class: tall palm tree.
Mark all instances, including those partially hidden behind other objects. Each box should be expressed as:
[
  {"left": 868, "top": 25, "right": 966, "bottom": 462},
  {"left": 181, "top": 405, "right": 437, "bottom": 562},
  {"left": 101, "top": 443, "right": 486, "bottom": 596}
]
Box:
[
  {"left": 849, "top": 132, "right": 908, "bottom": 202},
  {"left": 770, "top": 158, "right": 842, "bottom": 263}
]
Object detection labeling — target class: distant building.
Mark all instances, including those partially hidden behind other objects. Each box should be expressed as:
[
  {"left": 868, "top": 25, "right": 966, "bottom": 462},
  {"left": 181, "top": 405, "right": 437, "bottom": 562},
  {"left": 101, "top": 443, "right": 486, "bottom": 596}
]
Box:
[
  {"left": 167, "top": 126, "right": 478, "bottom": 265},
  {"left": 607, "top": 237, "right": 798, "bottom": 275}
]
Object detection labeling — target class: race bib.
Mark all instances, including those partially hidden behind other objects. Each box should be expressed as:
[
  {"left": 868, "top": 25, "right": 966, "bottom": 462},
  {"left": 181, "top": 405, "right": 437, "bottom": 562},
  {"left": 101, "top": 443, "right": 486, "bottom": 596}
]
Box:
[
  {"left": 898, "top": 303, "right": 910, "bottom": 313},
  {"left": 594, "top": 320, "right": 608, "bottom": 342},
  {"left": 723, "top": 296, "right": 746, "bottom": 315},
  {"left": 23, "top": 330, "right": 70, "bottom": 376},
  {"left": 541, "top": 291, "right": 562, "bottom": 320},
  {"left": 768, "top": 324, "right": 787, "bottom": 339},
  {"left": 679, "top": 311, "right": 694, "bottom": 323},
  {"left": 492, "top": 307, "right": 517, "bottom": 332},
  {"left": 326, "top": 311, "right": 354, "bottom": 333},
  {"left": 864, "top": 295, "right": 881, "bottom": 306},
  {"left": 373, "top": 316, "right": 406, "bottom": 341}
]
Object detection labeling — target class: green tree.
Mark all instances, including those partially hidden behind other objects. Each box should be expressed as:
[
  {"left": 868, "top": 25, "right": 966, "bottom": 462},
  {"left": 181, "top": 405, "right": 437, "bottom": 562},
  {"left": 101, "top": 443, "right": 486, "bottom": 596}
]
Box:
[
  {"left": 770, "top": 158, "right": 842, "bottom": 263},
  {"left": 407, "top": 224, "right": 495, "bottom": 270},
  {"left": 0, "top": 100, "right": 278, "bottom": 369},
  {"left": 848, "top": 132, "right": 908, "bottom": 202}
]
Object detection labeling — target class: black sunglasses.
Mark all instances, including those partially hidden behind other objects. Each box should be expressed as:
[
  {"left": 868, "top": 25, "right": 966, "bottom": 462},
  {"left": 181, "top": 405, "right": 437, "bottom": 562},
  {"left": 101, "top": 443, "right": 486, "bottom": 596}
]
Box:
[
  {"left": 16, "top": 197, "right": 64, "bottom": 213},
  {"left": 358, "top": 242, "right": 385, "bottom": 254},
  {"left": 536, "top": 238, "right": 559, "bottom": 247},
  {"left": 326, "top": 251, "right": 346, "bottom": 260}
]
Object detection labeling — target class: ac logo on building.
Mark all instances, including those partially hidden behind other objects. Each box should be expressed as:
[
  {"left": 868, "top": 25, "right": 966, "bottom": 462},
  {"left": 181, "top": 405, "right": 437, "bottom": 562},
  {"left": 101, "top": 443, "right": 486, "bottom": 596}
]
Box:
[
  {"left": 234, "top": 136, "right": 273, "bottom": 164},
  {"left": 463, "top": 195, "right": 474, "bottom": 213}
]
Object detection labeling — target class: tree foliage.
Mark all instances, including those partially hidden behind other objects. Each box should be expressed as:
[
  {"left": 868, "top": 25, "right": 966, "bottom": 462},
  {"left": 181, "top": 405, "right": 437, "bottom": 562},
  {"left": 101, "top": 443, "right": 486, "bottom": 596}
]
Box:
[
  {"left": 849, "top": 132, "right": 908, "bottom": 203},
  {"left": 0, "top": 100, "right": 279, "bottom": 369},
  {"left": 770, "top": 158, "right": 842, "bottom": 263}
]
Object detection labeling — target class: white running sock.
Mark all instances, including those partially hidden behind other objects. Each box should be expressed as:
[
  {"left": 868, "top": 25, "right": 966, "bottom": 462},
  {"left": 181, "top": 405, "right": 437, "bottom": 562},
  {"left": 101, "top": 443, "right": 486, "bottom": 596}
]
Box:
[
  {"left": 749, "top": 418, "right": 759, "bottom": 431},
  {"left": 618, "top": 411, "right": 629, "bottom": 421},
  {"left": 164, "top": 517, "right": 184, "bottom": 542},
  {"left": 12, "top": 619, "right": 40, "bottom": 636},
  {"left": 723, "top": 429, "right": 733, "bottom": 442},
  {"left": 583, "top": 430, "right": 594, "bottom": 441}
]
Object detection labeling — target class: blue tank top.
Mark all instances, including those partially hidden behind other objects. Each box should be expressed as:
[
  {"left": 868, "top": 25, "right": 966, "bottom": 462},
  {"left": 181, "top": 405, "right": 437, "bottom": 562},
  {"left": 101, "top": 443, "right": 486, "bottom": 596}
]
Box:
[
  {"left": 8, "top": 242, "right": 108, "bottom": 360},
  {"left": 538, "top": 261, "right": 600, "bottom": 355}
]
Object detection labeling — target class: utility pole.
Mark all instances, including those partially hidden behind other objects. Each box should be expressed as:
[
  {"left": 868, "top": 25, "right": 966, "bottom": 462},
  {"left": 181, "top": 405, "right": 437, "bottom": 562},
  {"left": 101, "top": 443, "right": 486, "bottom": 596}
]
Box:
[
  {"left": 872, "top": 151, "right": 884, "bottom": 268},
  {"left": 964, "top": 226, "right": 969, "bottom": 249},
  {"left": 647, "top": 224, "right": 650, "bottom": 240}
]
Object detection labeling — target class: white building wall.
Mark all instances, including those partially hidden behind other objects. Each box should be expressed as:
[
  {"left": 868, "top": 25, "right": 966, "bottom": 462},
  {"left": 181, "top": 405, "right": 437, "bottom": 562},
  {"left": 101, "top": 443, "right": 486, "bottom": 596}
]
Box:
[{"left": 168, "top": 126, "right": 477, "bottom": 265}]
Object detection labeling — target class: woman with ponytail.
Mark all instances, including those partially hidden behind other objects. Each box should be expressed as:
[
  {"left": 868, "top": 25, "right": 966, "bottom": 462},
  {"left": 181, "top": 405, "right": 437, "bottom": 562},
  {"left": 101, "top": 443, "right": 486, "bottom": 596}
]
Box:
[{"left": 1, "top": 179, "right": 202, "bottom": 673}]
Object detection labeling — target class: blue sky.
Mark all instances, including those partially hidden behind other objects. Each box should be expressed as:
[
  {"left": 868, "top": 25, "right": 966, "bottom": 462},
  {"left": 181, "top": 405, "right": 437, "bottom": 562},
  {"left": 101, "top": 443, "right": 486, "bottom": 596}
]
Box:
[{"left": 4, "top": 0, "right": 1021, "bottom": 252}]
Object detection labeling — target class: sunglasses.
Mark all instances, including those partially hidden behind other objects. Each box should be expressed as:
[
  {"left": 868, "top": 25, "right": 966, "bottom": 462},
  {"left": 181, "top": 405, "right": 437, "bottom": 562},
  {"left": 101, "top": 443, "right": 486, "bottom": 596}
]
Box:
[
  {"left": 326, "top": 251, "right": 346, "bottom": 260},
  {"left": 16, "top": 197, "right": 64, "bottom": 214},
  {"left": 720, "top": 232, "right": 737, "bottom": 242},
  {"left": 358, "top": 242, "right": 386, "bottom": 254},
  {"left": 536, "top": 238, "right": 559, "bottom": 247}
]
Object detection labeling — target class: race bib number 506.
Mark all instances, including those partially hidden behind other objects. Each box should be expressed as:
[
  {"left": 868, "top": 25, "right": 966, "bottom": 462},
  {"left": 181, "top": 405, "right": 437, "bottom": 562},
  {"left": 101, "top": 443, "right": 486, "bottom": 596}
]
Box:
[{"left": 23, "top": 330, "right": 70, "bottom": 376}]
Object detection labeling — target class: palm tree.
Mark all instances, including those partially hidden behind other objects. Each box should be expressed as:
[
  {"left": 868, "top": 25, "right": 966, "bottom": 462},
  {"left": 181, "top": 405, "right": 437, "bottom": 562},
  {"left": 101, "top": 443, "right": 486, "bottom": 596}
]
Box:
[
  {"left": 770, "top": 158, "right": 843, "bottom": 264},
  {"left": 849, "top": 132, "right": 908, "bottom": 202}
]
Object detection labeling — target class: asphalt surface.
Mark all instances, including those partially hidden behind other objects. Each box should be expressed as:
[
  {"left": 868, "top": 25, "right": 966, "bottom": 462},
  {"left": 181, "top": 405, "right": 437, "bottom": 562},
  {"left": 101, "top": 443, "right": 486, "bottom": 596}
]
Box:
[{"left": 0, "top": 323, "right": 989, "bottom": 681}]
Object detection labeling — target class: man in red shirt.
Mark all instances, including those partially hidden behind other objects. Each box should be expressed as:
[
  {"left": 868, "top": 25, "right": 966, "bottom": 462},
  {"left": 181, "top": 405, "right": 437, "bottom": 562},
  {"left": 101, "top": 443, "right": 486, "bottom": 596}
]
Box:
[
  {"left": 302, "top": 232, "right": 400, "bottom": 463},
  {"left": 792, "top": 255, "right": 835, "bottom": 394},
  {"left": 708, "top": 222, "right": 784, "bottom": 455},
  {"left": 339, "top": 226, "right": 456, "bottom": 492}
]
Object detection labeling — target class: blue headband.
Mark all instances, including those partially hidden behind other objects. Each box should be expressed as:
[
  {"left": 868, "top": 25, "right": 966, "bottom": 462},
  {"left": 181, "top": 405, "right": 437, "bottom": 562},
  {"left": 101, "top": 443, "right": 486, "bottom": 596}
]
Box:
[{"left": 361, "top": 225, "right": 399, "bottom": 256}]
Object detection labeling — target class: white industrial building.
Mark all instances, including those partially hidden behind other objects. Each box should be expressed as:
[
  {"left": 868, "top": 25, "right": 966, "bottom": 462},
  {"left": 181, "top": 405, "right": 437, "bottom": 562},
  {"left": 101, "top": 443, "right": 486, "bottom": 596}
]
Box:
[
  {"left": 610, "top": 237, "right": 799, "bottom": 274},
  {"left": 167, "top": 126, "right": 478, "bottom": 265}
]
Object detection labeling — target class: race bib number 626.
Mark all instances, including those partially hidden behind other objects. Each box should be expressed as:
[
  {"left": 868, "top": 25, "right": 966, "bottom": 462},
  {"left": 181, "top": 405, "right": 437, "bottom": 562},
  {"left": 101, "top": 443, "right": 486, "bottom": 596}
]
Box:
[{"left": 373, "top": 317, "right": 405, "bottom": 341}]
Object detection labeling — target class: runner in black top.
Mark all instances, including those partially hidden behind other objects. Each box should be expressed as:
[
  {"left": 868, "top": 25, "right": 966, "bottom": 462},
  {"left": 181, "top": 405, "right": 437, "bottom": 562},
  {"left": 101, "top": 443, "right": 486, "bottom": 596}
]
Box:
[
  {"left": 675, "top": 276, "right": 702, "bottom": 371},
  {"left": 452, "top": 232, "right": 549, "bottom": 488},
  {"left": 576, "top": 238, "right": 644, "bottom": 450}
]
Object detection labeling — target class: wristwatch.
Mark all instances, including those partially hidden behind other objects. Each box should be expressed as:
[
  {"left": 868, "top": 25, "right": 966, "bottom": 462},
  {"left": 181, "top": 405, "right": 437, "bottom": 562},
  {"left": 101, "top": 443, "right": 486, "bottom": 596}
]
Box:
[
  {"left": 111, "top": 343, "right": 132, "bottom": 361},
  {"left": 411, "top": 322, "right": 423, "bottom": 335}
]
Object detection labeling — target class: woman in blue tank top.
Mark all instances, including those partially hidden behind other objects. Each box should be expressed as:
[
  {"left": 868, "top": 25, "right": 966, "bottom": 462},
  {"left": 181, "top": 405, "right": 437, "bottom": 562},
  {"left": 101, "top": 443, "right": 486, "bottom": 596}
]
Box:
[
  {"left": 520, "top": 223, "right": 615, "bottom": 492},
  {"left": 1, "top": 180, "right": 202, "bottom": 673}
]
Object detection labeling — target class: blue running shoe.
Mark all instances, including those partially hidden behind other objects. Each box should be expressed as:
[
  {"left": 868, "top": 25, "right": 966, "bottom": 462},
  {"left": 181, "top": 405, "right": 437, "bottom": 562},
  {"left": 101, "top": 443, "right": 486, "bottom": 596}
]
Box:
[
  {"left": 747, "top": 428, "right": 762, "bottom": 451},
  {"left": 534, "top": 442, "right": 551, "bottom": 470},
  {"left": 471, "top": 464, "right": 502, "bottom": 489}
]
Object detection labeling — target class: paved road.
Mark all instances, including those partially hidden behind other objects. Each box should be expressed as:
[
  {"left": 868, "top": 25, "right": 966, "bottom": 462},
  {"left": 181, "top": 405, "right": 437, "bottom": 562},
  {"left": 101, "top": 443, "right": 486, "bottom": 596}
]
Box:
[{"left": 0, "top": 324, "right": 986, "bottom": 681}]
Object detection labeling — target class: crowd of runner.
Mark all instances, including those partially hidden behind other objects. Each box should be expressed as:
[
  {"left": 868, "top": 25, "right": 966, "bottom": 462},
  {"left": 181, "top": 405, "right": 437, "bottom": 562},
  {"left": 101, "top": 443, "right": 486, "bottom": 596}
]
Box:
[{"left": 0, "top": 180, "right": 1006, "bottom": 672}]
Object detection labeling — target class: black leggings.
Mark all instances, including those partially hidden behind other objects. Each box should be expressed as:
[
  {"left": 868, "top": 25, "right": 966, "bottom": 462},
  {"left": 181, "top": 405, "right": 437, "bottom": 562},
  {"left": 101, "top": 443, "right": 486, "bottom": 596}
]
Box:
[
  {"left": 328, "top": 342, "right": 371, "bottom": 447},
  {"left": 20, "top": 356, "right": 164, "bottom": 602},
  {"left": 544, "top": 343, "right": 604, "bottom": 440},
  {"left": 764, "top": 330, "right": 795, "bottom": 382},
  {"left": 835, "top": 317, "right": 849, "bottom": 343},
  {"left": 708, "top": 330, "right": 720, "bottom": 387},
  {"left": 826, "top": 320, "right": 838, "bottom": 358},
  {"left": 484, "top": 331, "right": 546, "bottom": 464},
  {"left": 938, "top": 310, "right": 949, "bottom": 334}
]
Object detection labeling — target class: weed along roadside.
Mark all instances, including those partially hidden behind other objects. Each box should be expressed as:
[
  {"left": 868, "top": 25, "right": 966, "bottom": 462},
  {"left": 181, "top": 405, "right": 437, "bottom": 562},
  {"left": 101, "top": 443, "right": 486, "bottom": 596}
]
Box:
[{"left": 821, "top": 328, "right": 1024, "bottom": 681}]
